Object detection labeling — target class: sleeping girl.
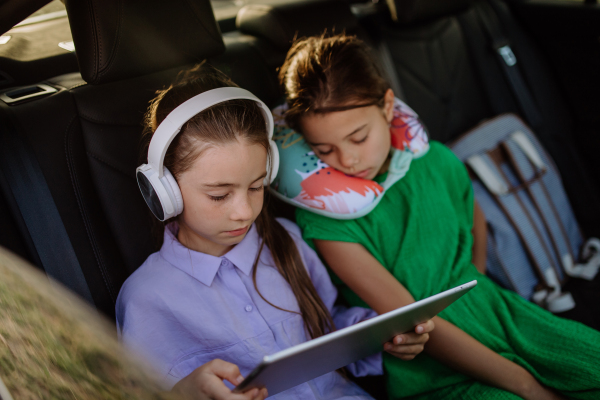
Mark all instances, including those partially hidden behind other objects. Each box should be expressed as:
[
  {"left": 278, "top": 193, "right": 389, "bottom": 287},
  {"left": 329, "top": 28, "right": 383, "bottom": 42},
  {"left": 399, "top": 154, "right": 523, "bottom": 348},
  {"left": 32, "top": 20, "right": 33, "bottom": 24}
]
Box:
[{"left": 274, "top": 33, "right": 600, "bottom": 400}]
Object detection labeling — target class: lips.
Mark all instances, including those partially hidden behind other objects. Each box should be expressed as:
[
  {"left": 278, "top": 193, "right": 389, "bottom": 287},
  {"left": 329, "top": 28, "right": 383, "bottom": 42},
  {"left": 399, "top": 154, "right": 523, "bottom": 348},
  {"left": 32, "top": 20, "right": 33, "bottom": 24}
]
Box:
[
  {"left": 225, "top": 226, "right": 249, "bottom": 236},
  {"left": 350, "top": 168, "right": 371, "bottom": 179}
]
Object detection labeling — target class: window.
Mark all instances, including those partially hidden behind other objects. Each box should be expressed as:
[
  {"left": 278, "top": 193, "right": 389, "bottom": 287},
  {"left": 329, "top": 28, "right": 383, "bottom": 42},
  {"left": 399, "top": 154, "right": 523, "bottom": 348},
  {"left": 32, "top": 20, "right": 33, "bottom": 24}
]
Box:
[{"left": 0, "top": 1, "right": 72, "bottom": 61}]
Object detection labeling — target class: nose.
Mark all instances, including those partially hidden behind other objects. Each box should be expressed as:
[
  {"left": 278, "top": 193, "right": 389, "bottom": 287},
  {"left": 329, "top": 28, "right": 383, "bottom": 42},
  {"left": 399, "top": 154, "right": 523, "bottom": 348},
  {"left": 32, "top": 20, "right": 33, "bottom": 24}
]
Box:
[
  {"left": 338, "top": 149, "right": 358, "bottom": 169},
  {"left": 230, "top": 193, "right": 254, "bottom": 221}
]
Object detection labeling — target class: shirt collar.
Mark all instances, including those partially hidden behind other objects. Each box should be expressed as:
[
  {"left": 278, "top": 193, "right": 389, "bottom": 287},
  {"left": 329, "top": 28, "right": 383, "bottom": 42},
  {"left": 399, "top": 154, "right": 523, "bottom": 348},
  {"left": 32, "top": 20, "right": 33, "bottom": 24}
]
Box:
[
  {"left": 159, "top": 222, "right": 261, "bottom": 286},
  {"left": 223, "top": 223, "right": 261, "bottom": 277}
]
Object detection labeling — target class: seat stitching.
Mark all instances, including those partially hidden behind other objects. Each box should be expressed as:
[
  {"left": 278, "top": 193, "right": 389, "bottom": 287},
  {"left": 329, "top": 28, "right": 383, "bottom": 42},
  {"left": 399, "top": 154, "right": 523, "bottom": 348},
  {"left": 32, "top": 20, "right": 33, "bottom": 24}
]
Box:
[
  {"left": 392, "top": 54, "right": 436, "bottom": 98},
  {"left": 183, "top": 0, "right": 224, "bottom": 45},
  {"left": 88, "top": 0, "right": 100, "bottom": 81},
  {"left": 64, "top": 116, "right": 117, "bottom": 301},
  {"left": 78, "top": 112, "right": 141, "bottom": 126},
  {"left": 97, "top": 0, "right": 124, "bottom": 78},
  {"left": 68, "top": 82, "right": 88, "bottom": 91},
  {"left": 86, "top": 150, "right": 133, "bottom": 177}
]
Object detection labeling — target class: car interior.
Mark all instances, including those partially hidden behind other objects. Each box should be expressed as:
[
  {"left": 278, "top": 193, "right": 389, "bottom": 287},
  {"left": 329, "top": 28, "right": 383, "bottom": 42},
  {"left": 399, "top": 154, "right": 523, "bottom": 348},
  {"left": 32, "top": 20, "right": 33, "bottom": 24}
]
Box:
[{"left": 1, "top": 0, "right": 599, "bottom": 395}]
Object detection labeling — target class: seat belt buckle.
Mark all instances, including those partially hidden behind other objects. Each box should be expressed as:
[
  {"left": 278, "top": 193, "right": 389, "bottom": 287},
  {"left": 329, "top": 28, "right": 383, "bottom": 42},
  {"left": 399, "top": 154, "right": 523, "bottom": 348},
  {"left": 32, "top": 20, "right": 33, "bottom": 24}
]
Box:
[{"left": 497, "top": 44, "right": 517, "bottom": 67}]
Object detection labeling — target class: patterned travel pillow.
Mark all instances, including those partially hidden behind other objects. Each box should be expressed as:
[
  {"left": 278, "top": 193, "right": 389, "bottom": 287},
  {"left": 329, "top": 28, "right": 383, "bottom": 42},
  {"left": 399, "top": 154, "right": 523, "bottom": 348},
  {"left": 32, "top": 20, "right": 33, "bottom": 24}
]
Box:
[{"left": 270, "top": 98, "right": 430, "bottom": 220}]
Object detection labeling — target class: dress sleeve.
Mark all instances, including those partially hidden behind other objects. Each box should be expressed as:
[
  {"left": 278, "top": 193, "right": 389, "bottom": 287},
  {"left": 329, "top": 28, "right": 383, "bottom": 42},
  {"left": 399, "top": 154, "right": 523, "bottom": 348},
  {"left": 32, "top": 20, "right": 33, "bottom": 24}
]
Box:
[
  {"left": 295, "top": 208, "right": 362, "bottom": 247},
  {"left": 278, "top": 218, "right": 383, "bottom": 377}
]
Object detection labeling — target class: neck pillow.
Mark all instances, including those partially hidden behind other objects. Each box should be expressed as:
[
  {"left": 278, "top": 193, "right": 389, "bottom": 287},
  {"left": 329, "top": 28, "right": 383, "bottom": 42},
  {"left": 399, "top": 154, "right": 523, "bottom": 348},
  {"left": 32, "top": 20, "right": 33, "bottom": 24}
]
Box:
[{"left": 270, "top": 98, "right": 429, "bottom": 219}]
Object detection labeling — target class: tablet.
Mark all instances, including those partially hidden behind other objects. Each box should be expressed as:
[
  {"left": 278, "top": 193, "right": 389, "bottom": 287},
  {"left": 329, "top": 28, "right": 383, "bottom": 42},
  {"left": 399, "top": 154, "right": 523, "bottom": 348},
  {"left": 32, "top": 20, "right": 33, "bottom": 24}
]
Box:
[{"left": 234, "top": 280, "right": 477, "bottom": 396}]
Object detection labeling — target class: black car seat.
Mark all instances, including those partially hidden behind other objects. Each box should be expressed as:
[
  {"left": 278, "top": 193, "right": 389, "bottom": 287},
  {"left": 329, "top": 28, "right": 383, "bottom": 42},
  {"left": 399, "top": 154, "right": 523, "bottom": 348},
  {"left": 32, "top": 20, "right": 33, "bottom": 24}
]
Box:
[
  {"left": 367, "top": 0, "right": 600, "bottom": 239},
  {"left": 0, "top": 0, "right": 283, "bottom": 320},
  {"left": 236, "top": 0, "right": 409, "bottom": 103}
]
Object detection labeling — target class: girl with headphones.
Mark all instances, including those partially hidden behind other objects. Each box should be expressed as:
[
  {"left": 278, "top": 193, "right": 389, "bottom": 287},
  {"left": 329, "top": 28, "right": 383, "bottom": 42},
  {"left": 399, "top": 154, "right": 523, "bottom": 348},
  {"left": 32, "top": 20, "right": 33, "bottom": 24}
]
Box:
[{"left": 116, "top": 63, "right": 433, "bottom": 400}]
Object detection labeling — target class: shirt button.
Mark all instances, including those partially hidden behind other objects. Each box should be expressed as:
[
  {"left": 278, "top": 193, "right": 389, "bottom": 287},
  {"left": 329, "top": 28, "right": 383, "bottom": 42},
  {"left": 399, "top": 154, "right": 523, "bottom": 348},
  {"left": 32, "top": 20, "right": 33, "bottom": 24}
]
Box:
[{"left": 245, "top": 305, "right": 253, "bottom": 312}]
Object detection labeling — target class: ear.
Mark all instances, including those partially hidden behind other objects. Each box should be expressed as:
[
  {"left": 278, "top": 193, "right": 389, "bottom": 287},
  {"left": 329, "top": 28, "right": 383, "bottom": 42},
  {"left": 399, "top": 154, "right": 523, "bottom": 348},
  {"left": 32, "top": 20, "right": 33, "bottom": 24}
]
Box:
[{"left": 383, "top": 88, "right": 395, "bottom": 123}]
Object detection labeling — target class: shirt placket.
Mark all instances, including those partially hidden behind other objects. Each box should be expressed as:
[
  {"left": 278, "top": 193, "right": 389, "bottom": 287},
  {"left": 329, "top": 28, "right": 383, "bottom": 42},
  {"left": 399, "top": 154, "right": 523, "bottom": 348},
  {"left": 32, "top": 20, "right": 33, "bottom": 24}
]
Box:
[{"left": 218, "top": 258, "right": 269, "bottom": 337}]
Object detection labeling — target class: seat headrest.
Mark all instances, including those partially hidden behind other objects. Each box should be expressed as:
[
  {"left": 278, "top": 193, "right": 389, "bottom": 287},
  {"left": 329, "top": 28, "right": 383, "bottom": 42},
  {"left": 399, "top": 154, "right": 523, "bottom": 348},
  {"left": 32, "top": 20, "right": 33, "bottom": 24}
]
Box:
[
  {"left": 236, "top": 0, "right": 358, "bottom": 51},
  {"left": 66, "top": 0, "right": 225, "bottom": 85},
  {"left": 386, "top": 0, "right": 473, "bottom": 24}
]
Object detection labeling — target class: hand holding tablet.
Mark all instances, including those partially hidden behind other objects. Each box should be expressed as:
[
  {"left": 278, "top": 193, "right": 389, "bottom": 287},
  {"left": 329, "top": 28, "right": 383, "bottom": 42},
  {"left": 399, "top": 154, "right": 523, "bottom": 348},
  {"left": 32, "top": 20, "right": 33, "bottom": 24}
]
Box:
[
  {"left": 383, "top": 318, "right": 435, "bottom": 360},
  {"left": 234, "top": 280, "right": 477, "bottom": 396}
]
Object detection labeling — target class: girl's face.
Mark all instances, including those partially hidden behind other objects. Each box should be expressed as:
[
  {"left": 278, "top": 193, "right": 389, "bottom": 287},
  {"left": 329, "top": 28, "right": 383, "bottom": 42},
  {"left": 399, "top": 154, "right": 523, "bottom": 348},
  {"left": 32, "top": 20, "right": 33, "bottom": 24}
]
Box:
[
  {"left": 299, "top": 89, "right": 395, "bottom": 181},
  {"left": 176, "top": 138, "right": 267, "bottom": 257}
]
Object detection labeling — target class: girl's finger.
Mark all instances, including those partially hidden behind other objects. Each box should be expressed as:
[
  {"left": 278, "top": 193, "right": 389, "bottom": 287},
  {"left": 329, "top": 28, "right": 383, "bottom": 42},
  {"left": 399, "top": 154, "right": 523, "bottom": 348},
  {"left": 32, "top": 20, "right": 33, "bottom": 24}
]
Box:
[
  {"left": 385, "top": 350, "right": 418, "bottom": 361},
  {"left": 384, "top": 344, "right": 425, "bottom": 355},
  {"left": 206, "top": 359, "right": 244, "bottom": 385},
  {"left": 254, "top": 388, "right": 269, "bottom": 400},
  {"left": 391, "top": 332, "right": 429, "bottom": 345},
  {"left": 241, "top": 388, "right": 260, "bottom": 399},
  {"left": 414, "top": 319, "right": 435, "bottom": 334}
]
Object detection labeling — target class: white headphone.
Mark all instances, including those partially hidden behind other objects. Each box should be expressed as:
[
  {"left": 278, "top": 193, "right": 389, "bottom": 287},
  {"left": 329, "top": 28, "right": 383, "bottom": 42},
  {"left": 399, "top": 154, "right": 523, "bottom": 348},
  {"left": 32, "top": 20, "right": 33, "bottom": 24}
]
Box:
[{"left": 136, "top": 87, "right": 279, "bottom": 221}]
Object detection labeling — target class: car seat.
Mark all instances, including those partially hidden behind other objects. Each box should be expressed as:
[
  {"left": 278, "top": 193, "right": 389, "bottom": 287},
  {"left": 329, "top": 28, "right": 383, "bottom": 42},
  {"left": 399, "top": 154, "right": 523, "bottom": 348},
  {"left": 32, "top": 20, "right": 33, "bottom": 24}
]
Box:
[
  {"left": 365, "top": 0, "right": 600, "bottom": 239},
  {"left": 0, "top": 0, "right": 281, "bottom": 319}
]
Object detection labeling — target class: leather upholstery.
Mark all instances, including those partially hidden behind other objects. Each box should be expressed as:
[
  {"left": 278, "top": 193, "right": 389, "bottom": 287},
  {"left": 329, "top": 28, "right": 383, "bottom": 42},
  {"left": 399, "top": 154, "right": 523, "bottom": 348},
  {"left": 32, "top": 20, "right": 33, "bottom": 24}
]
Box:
[
  {"left": 386, "top": 0, "right": 473, "bottom": 23},
  {"left": 376, "top": 14, "right": 494, "bottom": 143},
  {"left": 236, "top": 0, "right": 358, "bottom": 51},
  {"left": 66, "top": 0, "right": 225, "bottom": 85}
]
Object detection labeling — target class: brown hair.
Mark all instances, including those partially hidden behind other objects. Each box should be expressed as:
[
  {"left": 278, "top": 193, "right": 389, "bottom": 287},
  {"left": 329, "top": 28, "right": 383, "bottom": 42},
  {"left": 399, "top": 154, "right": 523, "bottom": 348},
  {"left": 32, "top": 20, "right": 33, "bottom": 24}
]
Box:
[
  {"left": 279, "top": 33, "right": 390, "bottom": 131},
  {"left": 140, "top": 62, "right": 335, "bottom": 340}
]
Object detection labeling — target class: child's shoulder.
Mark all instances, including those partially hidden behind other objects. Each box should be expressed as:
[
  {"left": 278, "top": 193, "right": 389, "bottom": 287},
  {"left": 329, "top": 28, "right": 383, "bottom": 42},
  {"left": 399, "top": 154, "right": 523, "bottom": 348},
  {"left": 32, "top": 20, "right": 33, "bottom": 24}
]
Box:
[
  {"left": 425, "top": 141, "right": 462, "bottom": 166},
  {"left": 417, "top": 141, "right": 468, "bottom": 178},
  {"left": 116, "top": 252, "right": 169, "bottom": 307}
]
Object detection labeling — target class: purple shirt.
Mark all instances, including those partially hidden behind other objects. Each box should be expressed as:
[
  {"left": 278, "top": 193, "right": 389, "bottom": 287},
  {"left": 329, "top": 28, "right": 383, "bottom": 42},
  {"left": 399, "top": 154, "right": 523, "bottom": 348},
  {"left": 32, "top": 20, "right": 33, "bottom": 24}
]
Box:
[{"left": 116, "top": 218, "right": 381, "bottom": 398}]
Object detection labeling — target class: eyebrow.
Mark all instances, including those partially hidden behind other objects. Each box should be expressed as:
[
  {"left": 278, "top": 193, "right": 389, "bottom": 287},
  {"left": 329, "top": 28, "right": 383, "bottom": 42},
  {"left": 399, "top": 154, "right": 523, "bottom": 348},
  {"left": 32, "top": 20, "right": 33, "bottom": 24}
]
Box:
[
  {"left": 202, "top": 172, "right": 267, "bottom": 188},
  {"left": 307, "top": 123, "right": 367, "bottom": 146}
]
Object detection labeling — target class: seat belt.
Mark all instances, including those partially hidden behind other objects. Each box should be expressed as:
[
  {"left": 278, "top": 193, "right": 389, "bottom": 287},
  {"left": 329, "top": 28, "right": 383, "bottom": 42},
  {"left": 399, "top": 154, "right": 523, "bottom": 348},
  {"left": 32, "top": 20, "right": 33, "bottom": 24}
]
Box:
[
  {"left": 475, "top": 1, "right": 543, "bottom": 130},
  {"left": 0, "top": 108, "right": 94, "bottom": 304}
]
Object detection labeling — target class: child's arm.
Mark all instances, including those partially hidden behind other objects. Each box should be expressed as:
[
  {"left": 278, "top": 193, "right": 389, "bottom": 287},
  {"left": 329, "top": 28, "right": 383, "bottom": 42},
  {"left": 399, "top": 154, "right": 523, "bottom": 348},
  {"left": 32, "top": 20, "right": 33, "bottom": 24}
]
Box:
[
  {"left": 315, "top": 240, "right": 562, "bottom": 400},
  {"left": 281, "top": 217, "right": 432, "bottom": 369},
  {"left": 472, "top": 200, "right": 487, "bottom": 274}
]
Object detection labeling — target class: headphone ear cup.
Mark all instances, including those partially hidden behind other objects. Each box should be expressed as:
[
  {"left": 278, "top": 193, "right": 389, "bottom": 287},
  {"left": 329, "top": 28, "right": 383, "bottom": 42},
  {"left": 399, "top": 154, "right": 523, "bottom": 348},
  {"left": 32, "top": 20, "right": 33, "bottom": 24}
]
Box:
[
  {"left": 162, "top": 167, "right": 184, "bottom": 217},
  {"left": 266, "top": 139, "right": 280, "bottom": 185}
]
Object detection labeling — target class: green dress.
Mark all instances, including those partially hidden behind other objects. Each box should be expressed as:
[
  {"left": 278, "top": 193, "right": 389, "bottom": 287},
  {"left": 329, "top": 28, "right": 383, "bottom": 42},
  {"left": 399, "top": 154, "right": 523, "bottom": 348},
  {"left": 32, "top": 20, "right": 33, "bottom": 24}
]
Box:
[{"left": 296, "top": 141, "right": 600, "bottom": 399}]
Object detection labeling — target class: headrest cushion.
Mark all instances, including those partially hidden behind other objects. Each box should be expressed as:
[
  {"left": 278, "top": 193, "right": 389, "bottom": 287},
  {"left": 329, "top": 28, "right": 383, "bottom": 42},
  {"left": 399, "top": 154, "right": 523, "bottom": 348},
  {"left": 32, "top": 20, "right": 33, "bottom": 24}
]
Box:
[
  {"left": 236, "top": 0, "right": 358, "bottom": 51},
  {"left": 386, "top": 0, "right": 473, "bottom": 24},
  {"left": 66, "top": 0, "right": 225, "bottom": 85},
  {"left": 270, "top": 98, "right": 430, "bottom": 219}
]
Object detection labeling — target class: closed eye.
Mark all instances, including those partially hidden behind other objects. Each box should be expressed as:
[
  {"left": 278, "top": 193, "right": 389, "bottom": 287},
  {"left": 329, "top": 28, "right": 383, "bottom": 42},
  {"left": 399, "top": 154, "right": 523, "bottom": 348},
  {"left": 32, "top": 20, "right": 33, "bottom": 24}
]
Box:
[
  {"left": 353, "top": 135, "right": 368, "bottom": 144},
  {"left": 209, "top": 194, "right": 228, "bottom": 202},
  {"left": 249, "top": 185, "right": 263, "bottom": 192}
]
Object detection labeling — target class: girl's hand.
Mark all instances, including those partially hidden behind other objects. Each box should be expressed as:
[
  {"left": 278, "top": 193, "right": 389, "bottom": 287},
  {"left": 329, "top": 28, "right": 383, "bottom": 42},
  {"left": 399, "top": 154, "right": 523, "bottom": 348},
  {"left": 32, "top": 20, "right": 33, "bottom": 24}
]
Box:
[
  {"left": 171, "top": 359, "right": 268, "bottom": 400},
  {"left": 383, "top": 319, "right": 435, "bottom": 360}
]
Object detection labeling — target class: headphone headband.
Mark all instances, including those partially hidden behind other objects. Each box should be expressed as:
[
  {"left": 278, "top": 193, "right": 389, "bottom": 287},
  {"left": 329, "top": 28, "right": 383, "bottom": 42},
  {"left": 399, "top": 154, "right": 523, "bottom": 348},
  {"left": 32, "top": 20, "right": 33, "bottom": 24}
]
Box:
[
  {"left": 148, "top": 87, "right": 275, "bottom": 178},
  {"left": 137, "top": 86, "right": 279, "bottom": 221}
]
